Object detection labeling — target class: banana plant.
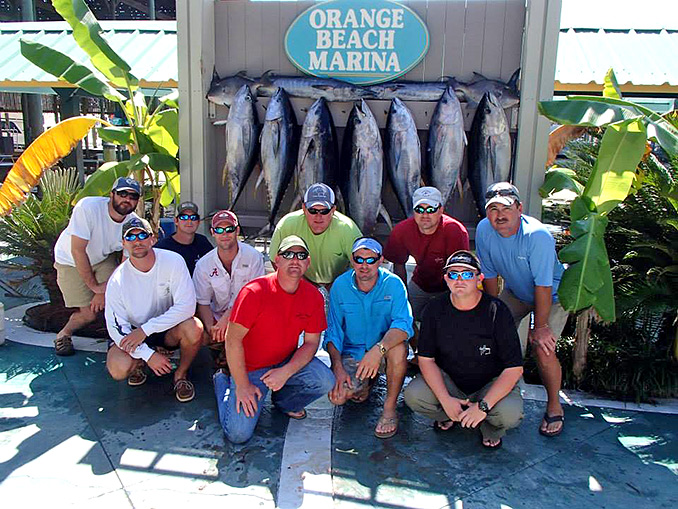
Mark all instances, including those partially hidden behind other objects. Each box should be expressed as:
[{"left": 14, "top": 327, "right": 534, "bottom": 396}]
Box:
[
  {"left": 8, "top": 0, "right": 180, "bottom": 229},
  {"left": 538, "top": 69, "right": 678, "bottom": 322}
]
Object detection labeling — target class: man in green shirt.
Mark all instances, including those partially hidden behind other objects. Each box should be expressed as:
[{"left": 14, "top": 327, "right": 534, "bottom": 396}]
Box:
[{"left": 270, "top": 183, "right": 362, "bottom": 287}]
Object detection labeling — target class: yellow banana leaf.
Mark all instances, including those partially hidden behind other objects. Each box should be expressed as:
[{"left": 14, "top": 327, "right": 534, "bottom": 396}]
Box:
[{"left": 0, "top": 116, "right": 103, "bottom": 216}]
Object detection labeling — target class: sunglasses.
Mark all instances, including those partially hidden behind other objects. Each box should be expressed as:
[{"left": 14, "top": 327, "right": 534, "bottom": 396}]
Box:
[
  {"left": 213, "top": 225, "right": 237, "bottom": 234},
  {"left": 124, "top": 231, "right": 150, "bottom": 242},
  {"left": 485, "top": 188, "right": 518, "bottom": 200},
  {"left": 446, "top": 270, "right": 476, "bottom": 281},
  {"left": 353, "top": 255, "right": 380, "bottom": 265},
  {"left": 414, "top": 204, "right": 440, "bottom": 214},
  {"left": 307, "top": 207, "right": 332, "bottom": 215},
  {"left": 178, "top": 214, "right": 200, "bottom": 221},
  {"left": 115, "top": 190, "right": 140, "bottom": 200},
  {"left": 279, "top": 250, "right": 309, "bottom": 260}
]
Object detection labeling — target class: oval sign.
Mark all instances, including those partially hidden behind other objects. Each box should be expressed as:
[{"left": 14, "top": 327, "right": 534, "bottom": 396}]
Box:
[{"left": 285, "top": 0, "right": 430, "bottom": 85}]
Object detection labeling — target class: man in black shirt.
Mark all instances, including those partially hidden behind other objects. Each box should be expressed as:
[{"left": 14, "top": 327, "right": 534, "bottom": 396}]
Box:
[
  {"left": 404, "top": 250, "right": 523, "bottom": 449},
  {"left": 156, "top": 201, "right": 213, "bottom": 275}
]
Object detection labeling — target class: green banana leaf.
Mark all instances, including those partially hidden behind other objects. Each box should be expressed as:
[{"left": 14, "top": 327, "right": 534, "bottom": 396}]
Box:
[
  {"left": 20, "top": 39, "right": 123, "bottom": 102},
  {"left": 53, "top": 0, "right": 137, "bottom": 89},
  {"left": 539, "top": 168, "right": 584, "bottom": 198},
  {"left": 73, "top": 159, "right": 143, "bottom": 203},
  {"left": 558, "top": 210, "right": 615, "bottom": 321},
  {"left": 97, "top": 127, "right": 157, "bottom": 155},
  {"left": 160, "top": 171, "right": 180, "bottom": 207},
  {"left": 126, "top": 91, "right": 148, "bottom": 126},
  {"left": 582, "top": 118, "right": 647, "bottom": 216},
  {"left": 603, "top": 68, "right": 622, "bottom": 99},
  {"left": 147, "top": 109, "right": 179, "bottom": 157},
  {"left": 157, "top": 90, "right": 179, "bottom": 109},
  {"left": 538, "top": 100, "right": 634, "bottom": 127},
  {"left": 141, "top": 153, "right": 179, "bottom": 173}
]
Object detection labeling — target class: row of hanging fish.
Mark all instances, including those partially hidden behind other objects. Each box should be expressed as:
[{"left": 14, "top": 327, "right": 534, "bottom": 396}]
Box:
[
  {"left": 220, "top": 83, "right": 512, "bottom": 236},
  {"left": 207, "top": 69, "right": 520, "bottom": 109}
]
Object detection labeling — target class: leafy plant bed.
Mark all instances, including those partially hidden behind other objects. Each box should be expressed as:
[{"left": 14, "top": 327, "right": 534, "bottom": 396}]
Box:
[
  {"left": 524, "top": 317, "right": 678, "bottom": 403},
  {"left": 23, "top": 302, "right": 109, "bottom": 338}
]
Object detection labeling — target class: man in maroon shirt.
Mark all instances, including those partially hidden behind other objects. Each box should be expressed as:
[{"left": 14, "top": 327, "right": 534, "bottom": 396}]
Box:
[{"left": 384, "top": 187, "right": 469, "bottom": 349}]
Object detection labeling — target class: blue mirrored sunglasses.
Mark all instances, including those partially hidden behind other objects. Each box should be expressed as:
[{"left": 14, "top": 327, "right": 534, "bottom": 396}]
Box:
[
  {"left": 414, "top": 204, "right": 440, "bottom": 214},
  {"left": 213, "top": 225, "right": 237, "bottom": 234},
  {"left": 124, "top": 231, "right": 150, "bottom": 242},
  {"left": 446, "top": 270, "right": 476, "bottom": 281},
  {"left": 178, "top": 214, "right": 200, "bottom": 221},
  {"left": 353, "top": 255, "right": 379, "bottom": 265}
]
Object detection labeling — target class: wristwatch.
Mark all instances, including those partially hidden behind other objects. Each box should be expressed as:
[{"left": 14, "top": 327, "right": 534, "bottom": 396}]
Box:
[
  {"left": 377, "top": 342, "right": 387, "bottom": 355},
  {"left": 478, "top": 399, "right": 490, "bottom": 413}
]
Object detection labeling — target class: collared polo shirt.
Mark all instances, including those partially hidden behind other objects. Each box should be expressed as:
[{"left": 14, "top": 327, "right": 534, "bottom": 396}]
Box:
[
  {"left": 324, "top": 267, "right": 413, "bottom": 360},
  {"left": 193, "top": 241, "right": 265, "bottom": 320}
]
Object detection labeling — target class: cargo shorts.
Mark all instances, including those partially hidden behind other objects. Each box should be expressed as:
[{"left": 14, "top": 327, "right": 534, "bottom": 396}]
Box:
[{"left": 54, "top": 252, "right": 120, "bottom": 308}]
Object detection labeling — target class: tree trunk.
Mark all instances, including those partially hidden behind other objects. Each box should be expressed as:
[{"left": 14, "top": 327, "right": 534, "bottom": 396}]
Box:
[{"left": 573, "top": 308, "right": 595, "bottom": 383}]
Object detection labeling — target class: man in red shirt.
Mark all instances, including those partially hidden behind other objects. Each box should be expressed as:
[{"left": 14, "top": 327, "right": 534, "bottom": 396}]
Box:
[
  {"left": 214, "top": 235, "right": 335, "bottom": 443},
  {"left": 384, "top": 187, "right": 469, "bottom": 336}
]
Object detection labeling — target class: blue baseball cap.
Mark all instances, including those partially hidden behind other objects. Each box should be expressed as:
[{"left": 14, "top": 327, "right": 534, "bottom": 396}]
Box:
[
  {"left": 304, "top": 183, "right": 335, "bottom": 209},
  {"left": 111, "top": 177, "right": 141, "bottom": 195},
  {"left": 352, "top": 237, "right": 382, "bottom": 256}
]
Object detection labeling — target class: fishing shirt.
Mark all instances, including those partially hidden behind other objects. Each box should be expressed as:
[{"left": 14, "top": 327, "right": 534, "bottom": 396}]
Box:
[
  {"left": 475, "top": 215, "right": 565, "bottom": 304},
  {"left": 269, "top": 210, "right": 362, "bottom": 284},
  {"left": 324, "top": 267, "right": 413, "bottom": 361}
]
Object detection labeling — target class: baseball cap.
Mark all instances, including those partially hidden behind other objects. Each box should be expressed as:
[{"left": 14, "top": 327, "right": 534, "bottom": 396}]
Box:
[
  {"left": 122, "top": 217, "right": 153, "bottom": 238},
  {"left": 413, "top": 186, "right": 443, "bottom": 208},
  {"left": 111, "top": 177, "right": 141, "bottom": 195},
  {"left": 485, "top": 182, "right": 520, "bottom": 208},
  {"left": 211, "top": 210, "right": 238, "bottom": 228},
  {"left": 177, "top": 201, "right": 199, "bottom": 215},
  {"left": 304, "top": 183, "right": 335, "bottom": 209},
  {"left": 277, "top": 235, "right": 309, "bottom": 254},
  {"left": 351, "top": 237, "right": 382, "bottom": 256},
  {"left": 442, "top": 250, "right": 481, "bottom": 273}
]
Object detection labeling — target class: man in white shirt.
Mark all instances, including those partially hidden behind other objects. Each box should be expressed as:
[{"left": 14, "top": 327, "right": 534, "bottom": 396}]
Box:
[
  {"left": 105, "top": 217, "right": 204, "bottom": 402},
  {"left": 53, "top": 177, "right": 141, "bottom": 356},
  {"left": 193, "top": 210, "right": 265, "bottom": 347}
]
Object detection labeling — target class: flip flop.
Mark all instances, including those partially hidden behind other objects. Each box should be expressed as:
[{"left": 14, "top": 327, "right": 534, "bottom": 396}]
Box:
[
  {"left": 374, "top": 415, "right": 399, "bottom": 439},
  {"left": 482, "top": 437, "right": 502, "bottom": 449},
  {"left": 539, "top": 412, "right": 565, "bottom": 437},
  {"left": 433, "top": 420, "right": 455, "bottom": 432},
  {"left": 286, "top": 409, "right": 307, "bottom": 420}
]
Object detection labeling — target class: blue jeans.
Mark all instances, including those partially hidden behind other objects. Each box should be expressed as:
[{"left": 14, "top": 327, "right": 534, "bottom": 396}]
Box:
[{"left": 213, "top": 357, "right": 335, "bottom": 444}]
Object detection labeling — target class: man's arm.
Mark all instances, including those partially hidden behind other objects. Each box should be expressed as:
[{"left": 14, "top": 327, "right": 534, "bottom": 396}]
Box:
[
  {"left": 225, "top": 321, "right": 262, "bottom": 417},
  {"left": 356, "top": 327, "right": 407, "bottom": 380},
  {"left": 326, "top": 341, "right": 353, "bottom": 399},
  {"left": 392, "top": 263, "right": 407, "bottom": 285},
  {"left": 419, "top": 357, "right": 466, "bottom": 421},
  {"left": 196, "top": 304, "right": 216, "bottom": 337},
  {"left": 104, "top": 281, "right": 155, "bottom": 362},
  {"left": 459, "top": 366, "right": 523, "bottom": 428},
  {"left": 483, "top": 277, "right": 499, "bottom": 297},
  {"left": 530, "top": 285, "right": 556, "bottom": 355},
  {"left": 260, "top": 332, "right": 322, "bottom": 392},
  {"left": 71, "top": 236, "right": 106, "bottom": 294}
]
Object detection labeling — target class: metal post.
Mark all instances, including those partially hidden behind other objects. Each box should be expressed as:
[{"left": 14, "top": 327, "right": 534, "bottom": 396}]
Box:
[
  {"left": 148, "top": 0, "right": 156, "bottom": 20},
  {"left": 20, "top": 0, "right": 44, "bottom": 149},
  {"left": 57, "top": 90, "right": 85, "bottom": 184}
]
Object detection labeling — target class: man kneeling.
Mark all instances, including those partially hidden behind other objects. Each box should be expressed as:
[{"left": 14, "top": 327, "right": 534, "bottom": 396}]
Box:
[
  {"left": 105, "top": 218, "right": 203, "bottom": 402},
  {"left": 325, "top": 237, "right": 413, "bottom": 439},
  {"left": 214, "top": 235, "right": 335, "bottom": 444},
  {"left": 404, "top": 250, "right": 523, "bottom": 448}
]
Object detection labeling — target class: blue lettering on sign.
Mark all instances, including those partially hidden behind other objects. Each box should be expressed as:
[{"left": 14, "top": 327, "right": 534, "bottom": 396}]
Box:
[{"left": 285, "top": 0, "right": 430, "bottom": 85}]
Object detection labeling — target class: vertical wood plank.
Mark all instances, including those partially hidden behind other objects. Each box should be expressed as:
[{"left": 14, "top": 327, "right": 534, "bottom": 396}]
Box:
[
  {"left": 278, "top": 1, "right": 303, "bottom": 75},
  {"left": 480, "top": 0, "right": 507, "bottom": 77},
  {"left": 501, "top": 0, "right": 526, "bottom": 79},
  {"left": 460, "top": 0, "right": 487, "bottom": 80},
  {"left": 245, "top": 1, "right": 264, "bottom": 76},
  {"left": 213, "top": 2, "right": 230, "bottom": 75},
  {"left": 260, "top": 0, "right": 281, "bottom": 76},
  {"left": 398, "top": 0, "right": 425, "bottom": 80},
  {"left": 226, "top": 2, "right": 247, "bottom": 73},
  {"left": 421, "top": 0, "right": 448, "bottom": 81},
  {"left": 442, "top": 0, "right": 467, "bottom": 79}
]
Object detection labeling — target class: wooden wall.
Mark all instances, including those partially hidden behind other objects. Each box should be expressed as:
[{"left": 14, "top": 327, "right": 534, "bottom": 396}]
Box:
[{"left": 206, "top": 0, "right": 527, "bottom": 237}]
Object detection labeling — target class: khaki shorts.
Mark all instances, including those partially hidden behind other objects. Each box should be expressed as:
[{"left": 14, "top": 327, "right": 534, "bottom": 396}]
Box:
[
  {"left": 55, "top": 253, "right": 120, "bottom": 308},
  {"left": 341, "top": 355, "right": 387, "bottom": 393},
  {"left": 499, "top": 289, "right": 569, "bottom": 357}
]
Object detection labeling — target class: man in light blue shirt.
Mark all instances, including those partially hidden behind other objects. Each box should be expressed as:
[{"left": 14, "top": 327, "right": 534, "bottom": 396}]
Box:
[
  {"left": 324, "top": 237, "right": 413, "bottom": 439},
  {"left": 475, "top": 182, "right": 568, "bottom": 438}
]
